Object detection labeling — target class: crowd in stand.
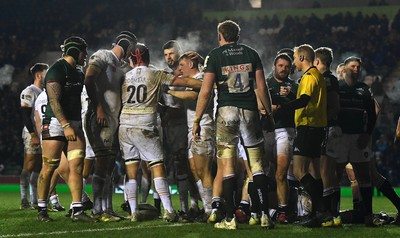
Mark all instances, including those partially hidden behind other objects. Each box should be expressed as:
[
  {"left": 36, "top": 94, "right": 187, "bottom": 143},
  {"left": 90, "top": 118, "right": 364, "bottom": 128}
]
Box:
[{"left": 1, "top": 0, "right": 400, "bottom": 186}]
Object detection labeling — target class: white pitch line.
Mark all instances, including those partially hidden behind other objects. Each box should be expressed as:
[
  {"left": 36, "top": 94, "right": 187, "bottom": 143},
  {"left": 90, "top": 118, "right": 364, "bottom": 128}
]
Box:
[{"left": 0, "top": 223, "right": 193, "bottom": 238}]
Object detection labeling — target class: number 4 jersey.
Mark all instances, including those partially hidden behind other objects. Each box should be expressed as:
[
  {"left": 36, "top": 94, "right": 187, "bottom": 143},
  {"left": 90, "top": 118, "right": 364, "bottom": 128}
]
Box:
[
  {"left": 203, "top": 43, "right": 263, "bottom": 111},
  {"left": 120, "top": 66, "right": 175, "bottom": 126}
]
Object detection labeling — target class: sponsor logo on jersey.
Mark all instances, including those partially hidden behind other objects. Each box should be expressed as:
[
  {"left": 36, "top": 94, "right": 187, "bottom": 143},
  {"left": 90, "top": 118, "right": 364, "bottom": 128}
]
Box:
[{"left": 221, "top": 63, "right": 252, "bottom": 75}]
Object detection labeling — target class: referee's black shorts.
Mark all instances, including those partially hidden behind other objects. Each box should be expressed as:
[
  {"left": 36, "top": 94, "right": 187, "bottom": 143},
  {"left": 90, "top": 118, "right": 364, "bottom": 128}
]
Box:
[{"left": 293, "top": 126, "right": 327, "bottom": 158}]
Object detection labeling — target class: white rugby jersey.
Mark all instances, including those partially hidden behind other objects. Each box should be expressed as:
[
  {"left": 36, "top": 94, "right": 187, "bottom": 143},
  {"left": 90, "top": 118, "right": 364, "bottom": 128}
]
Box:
[
  {"left": 81, "top": 85, "right": 89, "bottom": 119},
  {"left": 88, "top": 49, "right": 130, "bottom": 121},
  {"left": 120, "top": 66, "right": 175, "bottom": 126},
  {"left": 21, "top": 84, "right": 42, "bottom": 130},
  {"left": 185, "top": 72, "right": 214, "bottom": 131},
  {"left": 34, "top": 91, "right": 47, "bottom": 122}
]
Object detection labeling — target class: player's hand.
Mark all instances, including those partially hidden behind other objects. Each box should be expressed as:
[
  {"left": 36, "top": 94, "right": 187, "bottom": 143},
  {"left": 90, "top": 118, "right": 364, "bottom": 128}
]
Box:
[
  {"left": 356, "top": 133, "right": 370, "bottom": 149},
  {"left": 30, "top": 133, "right": 40, "bottom": 147},
  {"left": 64, "top": 127, "right": 77, "bottom": 141},
  {"left": 193, "top": 122, "right": 201, "bottom": 142},
  {"left": 96, "top": 104, "right": 107, "bottom": 126}
]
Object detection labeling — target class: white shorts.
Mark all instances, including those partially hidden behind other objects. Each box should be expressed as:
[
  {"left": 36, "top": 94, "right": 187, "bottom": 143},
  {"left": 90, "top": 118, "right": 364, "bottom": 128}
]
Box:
[
  {"left": 216, "top": 106, "right": 264, "bottom": 147},
  {"left": 22, "top": 129, "right": 41, "bottom": 154},
  {"left": 119, "top": 125, "right": 164, "bottom": 162},
  {"left": 325, "top": 126, "right": 342, "bottom": 159},
  {"left": 263, "top": 128, "right": 295, "bottom": 159},
  {"left": 188, "top": 125, "right": 215, "bottom": 158},
  {"left": 42, "top": 118, "right": 82, "bottom": 140},
  {"left": 336, "top": 133, "right": 372, "bottom": 163},
  {"left": 85, "top": 109, "right": 119, "bottom": 154},
  {"left": 82, "top": 115, "right": 95, "bottom": 159},
  {"left": 238, "top": 142, "right": 247, "bottom": 161}
]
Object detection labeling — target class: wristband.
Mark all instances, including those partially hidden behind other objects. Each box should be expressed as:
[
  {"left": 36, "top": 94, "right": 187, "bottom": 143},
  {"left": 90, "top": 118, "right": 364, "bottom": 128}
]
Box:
[
  {"left": 30, "top": 132, "right": 36, "bottom": 137},
  {"left": 194, "top": 117, "right": 200, "bottom": 124},
  {"left": 62, "top": 123, "right": 71, "bottom": 129}
]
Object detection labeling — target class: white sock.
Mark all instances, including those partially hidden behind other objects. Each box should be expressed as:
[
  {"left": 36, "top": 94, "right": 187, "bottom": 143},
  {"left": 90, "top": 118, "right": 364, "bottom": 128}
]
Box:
[
  {"left": 141, "top": 176, "right": 150, "bottom": 203},
  {"left": 154, "top": 177, "right": 173, "bottom": 213},
  {"left": 20, "top": 170, "right": 30, "bottom": 201},
  {"left": 50, "top": 194, "right": 59, "bottom": 205},
  {"left": 92, "top": 174, "right": 105, "bottom": 214},
  {"left": 177, "top": 175, "right": 189, "bottom": 212},
  {"left": 125, "top": 179, "right": 138, "bottom": 214},
  {"left": 30, "top": 172, "right": 39, "bottom": 204},
  {"left": 203, "top": 187, "right": 213, "bottom": 213}
]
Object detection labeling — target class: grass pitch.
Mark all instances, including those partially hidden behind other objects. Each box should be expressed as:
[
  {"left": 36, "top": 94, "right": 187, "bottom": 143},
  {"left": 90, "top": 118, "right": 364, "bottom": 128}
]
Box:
[{"left": 1, "top": 185, "right": 400, "bottom": 238}]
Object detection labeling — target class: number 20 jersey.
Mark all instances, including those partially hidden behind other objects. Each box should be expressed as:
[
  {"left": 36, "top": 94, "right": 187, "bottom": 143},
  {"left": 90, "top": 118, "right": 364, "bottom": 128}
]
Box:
[
  {"left": 203, "top": 43, "right": 263, "bottom": 111},
  {"left": 120, "top": 66, "right": 175, "bottom": 126}
]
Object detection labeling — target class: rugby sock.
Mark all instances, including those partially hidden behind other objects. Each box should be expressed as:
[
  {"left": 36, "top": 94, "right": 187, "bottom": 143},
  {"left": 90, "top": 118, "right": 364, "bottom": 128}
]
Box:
[
  {"left": 82, "top": 178, "right": 90, "bottom": 202},
  {"left": 177, "top": 175, "right": 189, "bottom": 213},
  {"left": 188, "top": 178, "right": 201, "bottom": 209},
  {"left": 20, "top": 170, "right": 30, "bottom": 201},
  {"left": 154, "top": 177, "right": 173, "bottom": 213},
  {"left": 323, "top": 186, "right": 335, "bottom": 213},
  {"left": 203, "top": 187, "right": 213, "bottom": 213},
  {"left": 359, "top": 185, "right": 373, "bottom": 215},
  {"left": 72, "top": 202, "right": 83, "bottom": 216},
  {"left": 253, "top": 174, "right": 270, "bottom": 215},
  {"left": 314, "top": 179, "right": 324, "bottom": 212},
  {"left": 300, "top": 174, "right": 317, "bottom": 215},
  {"left": 378, "top": 179, "right": 400, "bottom": 211},
  {"left": 153, "top": 191, "right": 161, "bottom": 213},
  {"left": 37, "top": 199, "right": 47, "bottom": 212},
  {"left": 212, "top": 196, "right": 222, "bottom": 210},
  {"left": 222, "top": 174, "right": 236, "bottom": 220},
  {"left": 140, "top": 176, "right": 150, "bottom": 203},
  {"left": 29, "top": 171, "right": 39, "bottom": 205},
  {"left": 248, "top": 180, "right": 260, "bottom": 214},
  {"left": 50, "top": 194, "right": 60, "bottom": 205},
  {"left": 103, "top": 175, "right": 113, "bottom": 211},
  {"left": 288, "top": 179, "right": 300, "bottom": 215},
  {"left": 332, "top": 187, "right": 341, "bottom": 217},
  {"left": 126, "top": 179, "right": 138, "bottom": 214},
  {"left": 92, "top": 174, "right": 105, "bottom": 214}
]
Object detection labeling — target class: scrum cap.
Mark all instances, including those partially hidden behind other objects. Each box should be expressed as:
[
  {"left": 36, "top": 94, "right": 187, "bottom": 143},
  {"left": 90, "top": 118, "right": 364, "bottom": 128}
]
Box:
[
  {"left": 61, "top": 36, "right": 88, "bottom": 63},
  {"left": 114, "top": 31, "right": 138, "bottom": 59}
]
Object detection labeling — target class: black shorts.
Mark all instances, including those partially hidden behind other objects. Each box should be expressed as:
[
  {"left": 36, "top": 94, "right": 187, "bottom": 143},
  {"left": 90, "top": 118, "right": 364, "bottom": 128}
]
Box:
[{"left": 293, "top": 126, "right": 326, "bottom": 158}]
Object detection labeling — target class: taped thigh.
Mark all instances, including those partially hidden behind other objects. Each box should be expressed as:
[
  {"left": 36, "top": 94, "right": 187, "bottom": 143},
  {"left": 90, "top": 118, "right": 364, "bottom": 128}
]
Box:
[
  {"left": 246, "top": 146, "right": 264, "bottom": 174},
  {"left": 42, "top": 156, "right": 60, "bottom": 169},
  {"left": 216, "top": 143, "right": 237, "bottom": 159},
  {"left": 67, "top": 149, "right": 85, "bottom": 161}
]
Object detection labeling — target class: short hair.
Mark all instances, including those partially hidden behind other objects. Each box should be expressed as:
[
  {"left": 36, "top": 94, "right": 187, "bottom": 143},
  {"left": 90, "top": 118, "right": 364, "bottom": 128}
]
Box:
[
  {"left": 217, "top": 20, "right": 240, "bottom": 42},
  {"left": 314, "top": 47, "right": 333, "bottom": 66},
  {"left": 294, "top": 44, "right": 315, "bottom": 62},
  {"left": 179, "top": 51, "right": 204, "bottom": 68},
  {"left": 273, "top": 53, "right": 292, "bottom": 66},
  {"left": 29, "top": 63, "right": 49, "bottom": 77},
  {"left": 277, "top": 48, "right": 294, "bottom": 61},
  {"left": 162, "top": 40, "right": 182, "bottom": 53},
  {"left": 344, "top": 56, "right": 362, "bottom": 65}
]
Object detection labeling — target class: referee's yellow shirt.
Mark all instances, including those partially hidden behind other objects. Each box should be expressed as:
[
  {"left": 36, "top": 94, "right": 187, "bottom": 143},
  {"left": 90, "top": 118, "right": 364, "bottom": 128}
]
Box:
[{"left": 295, "top": 67, "right": 327, "bottom": 128}]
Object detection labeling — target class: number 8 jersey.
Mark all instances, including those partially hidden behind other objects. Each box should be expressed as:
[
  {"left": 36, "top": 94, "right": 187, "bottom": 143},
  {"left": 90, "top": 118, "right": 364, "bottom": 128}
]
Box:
[
  {"left": 120, "top": 65, "right": 175, "bottom": 126},
  {"left": 204, "top": 43, "right": 263, "bottom": 111}
]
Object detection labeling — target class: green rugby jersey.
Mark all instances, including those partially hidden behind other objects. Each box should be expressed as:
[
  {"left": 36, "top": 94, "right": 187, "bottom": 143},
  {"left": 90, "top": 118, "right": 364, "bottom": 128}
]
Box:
[
  {"left": 204, "top": 43, "right": 262, "bottom": 110},
  {"left": 44, "top": 59, "right": 84, "bottom": 122},
  {"left": 322, "top": 70, "right": 339, "bottom": 126},
  {"left": 266, "top": 74, "right": 298, "bottom": 128},
  {"left": 337, "top": 80, "right": 376, "bottom": 134}
]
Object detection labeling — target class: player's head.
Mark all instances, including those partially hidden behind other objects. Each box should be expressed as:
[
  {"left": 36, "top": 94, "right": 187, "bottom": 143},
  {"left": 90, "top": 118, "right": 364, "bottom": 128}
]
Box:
[
  {"left": 293, "top": 44, "right": 314, "bottom": 71},
  {"left": 344, "top": 56, "right": 362, "bottom": 81},
  {"left": 217, "top": 20, "right": 240, "bottom": 44},
  {"left": 162, "top": 40, "right": 182, "bottom": 69},
  {"left": 273, "top": 53, "right": 292, "bottom": 81},
  {"left": 314, "top": 47, "right": 333, "bottom": 67},
  {"left": 61, "top": 36, "right": 88, "bottom": 66},
  {"left": 178, "top": 51, "right": 204, "bottom": 77},
  {"left": 29, "top": 63, "right": 49, "bottom": 84},
  {"left": 128, "top": 43, "right": 150, "bottom": 66},
  {"left": 113, "top": 31, "right": 138, "bottom": 60},
  {"left": 336, "top": 63, "right": 345, "bottom": 80},
  {"left": 277, "top": 48, "right": 294, "bottom": 62}
]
